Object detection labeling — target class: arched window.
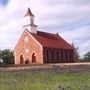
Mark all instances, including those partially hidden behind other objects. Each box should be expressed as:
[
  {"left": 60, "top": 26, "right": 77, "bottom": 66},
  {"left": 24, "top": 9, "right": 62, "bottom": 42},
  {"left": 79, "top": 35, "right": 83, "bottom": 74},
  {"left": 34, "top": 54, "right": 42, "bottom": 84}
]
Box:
[
  {"left": 32, "top": 53, "right": 36, "bottom": 63},
  {"left": 20, "top": 55, "right": 24, "bottom": 64}
]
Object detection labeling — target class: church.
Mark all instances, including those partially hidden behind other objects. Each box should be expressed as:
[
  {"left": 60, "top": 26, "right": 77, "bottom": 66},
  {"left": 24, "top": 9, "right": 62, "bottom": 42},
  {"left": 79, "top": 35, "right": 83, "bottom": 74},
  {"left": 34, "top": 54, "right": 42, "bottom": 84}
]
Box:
[{"left": 14, "top": 7, "right": 78, "bottom": 64}]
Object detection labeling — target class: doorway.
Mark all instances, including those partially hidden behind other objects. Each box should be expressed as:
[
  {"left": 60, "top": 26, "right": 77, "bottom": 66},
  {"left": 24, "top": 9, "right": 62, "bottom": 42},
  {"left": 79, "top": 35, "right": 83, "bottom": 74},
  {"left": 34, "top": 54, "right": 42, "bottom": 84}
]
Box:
[
  {"left": 20, "top": 55, "right": 24, "bottom": 64},
  {"left": 32, "top": 53, "right": 36, "bottom": 63}
]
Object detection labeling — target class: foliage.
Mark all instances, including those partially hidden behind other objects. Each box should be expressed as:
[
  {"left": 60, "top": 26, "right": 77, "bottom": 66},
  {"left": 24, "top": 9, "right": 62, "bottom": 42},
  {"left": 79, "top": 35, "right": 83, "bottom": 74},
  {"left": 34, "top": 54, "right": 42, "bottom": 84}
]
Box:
[
  {"left": 0, "top": 50, "right": 2, "bottom": 58},
  {"left": 84, "top": 52, "right": 90, "bottom": 61},
  {"left": 0, "top": 49, "right": 14, "bottom": 64},
  {"left": 79, "top": 52, "right": 90, "bottom": 62},
  {"left": 25, "top": 59, "right": 29, "bottom": 64}
]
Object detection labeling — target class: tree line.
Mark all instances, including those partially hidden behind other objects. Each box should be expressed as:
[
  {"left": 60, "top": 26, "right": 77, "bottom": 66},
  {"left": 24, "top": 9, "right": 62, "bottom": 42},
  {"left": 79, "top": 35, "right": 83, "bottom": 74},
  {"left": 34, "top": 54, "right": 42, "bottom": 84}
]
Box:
[
  {"left": 80, "top": 52, "right": 90, "bottom": 62},
  {"left": 0, "top": 49, "right": 14, "bottom": 65}
]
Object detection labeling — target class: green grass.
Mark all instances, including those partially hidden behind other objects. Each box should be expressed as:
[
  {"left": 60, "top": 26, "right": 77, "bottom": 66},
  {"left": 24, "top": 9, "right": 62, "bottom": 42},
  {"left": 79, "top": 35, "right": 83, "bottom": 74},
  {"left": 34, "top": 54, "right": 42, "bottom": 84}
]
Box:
[{"left": 0, "top": 71, "right": 90, "bottom": 90}]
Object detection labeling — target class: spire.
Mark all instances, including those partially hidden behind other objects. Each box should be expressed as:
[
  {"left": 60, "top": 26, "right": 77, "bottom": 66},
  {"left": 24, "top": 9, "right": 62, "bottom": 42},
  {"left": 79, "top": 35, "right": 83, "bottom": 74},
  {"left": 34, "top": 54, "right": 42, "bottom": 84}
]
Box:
[
  {"left": 23, "top": 7, "right": 37, "bottom": 33},
  {"left": 25, "top": 8, "right": 34, "bottom": 17}
]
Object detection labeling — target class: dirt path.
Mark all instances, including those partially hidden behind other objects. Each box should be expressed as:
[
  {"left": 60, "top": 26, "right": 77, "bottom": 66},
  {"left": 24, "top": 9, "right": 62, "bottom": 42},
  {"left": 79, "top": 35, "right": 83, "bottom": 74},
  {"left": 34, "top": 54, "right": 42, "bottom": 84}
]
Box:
[{"left": 0, "top": 62, "right": 90, "bottom": 72}]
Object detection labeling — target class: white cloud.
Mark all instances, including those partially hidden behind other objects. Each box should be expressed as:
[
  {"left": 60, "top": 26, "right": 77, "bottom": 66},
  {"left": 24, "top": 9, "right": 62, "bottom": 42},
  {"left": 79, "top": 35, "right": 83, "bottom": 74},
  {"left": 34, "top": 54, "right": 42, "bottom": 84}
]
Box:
[
  {"left": 61, "top": 26, "right": 90, "bottom": 40},
  {"left": 60, "top": 26, "right": 90, "bottom": 57}
]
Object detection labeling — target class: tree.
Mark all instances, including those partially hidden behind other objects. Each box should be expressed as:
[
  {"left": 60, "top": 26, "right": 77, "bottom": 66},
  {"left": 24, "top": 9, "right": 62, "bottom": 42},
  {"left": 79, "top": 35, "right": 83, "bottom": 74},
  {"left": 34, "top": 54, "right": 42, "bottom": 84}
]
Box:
[
  {"left": 0, "top": 50, "right": 3, "bottom": 64},
  {"left": 0, "top": 50, "right": 2, "bottom": 58},
  {"left": 1, "top": 49, "right": 14, "bottom": 64},
  {"left": 84, "top": 52, "right": 90, "bottom": 61}
]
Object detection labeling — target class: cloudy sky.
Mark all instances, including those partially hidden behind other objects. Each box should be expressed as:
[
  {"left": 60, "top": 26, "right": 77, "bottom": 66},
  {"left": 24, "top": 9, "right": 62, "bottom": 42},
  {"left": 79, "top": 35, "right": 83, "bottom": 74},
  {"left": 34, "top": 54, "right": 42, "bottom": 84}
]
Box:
[{"left": 0, "top": 0, "right": 90, "bottom": 58}]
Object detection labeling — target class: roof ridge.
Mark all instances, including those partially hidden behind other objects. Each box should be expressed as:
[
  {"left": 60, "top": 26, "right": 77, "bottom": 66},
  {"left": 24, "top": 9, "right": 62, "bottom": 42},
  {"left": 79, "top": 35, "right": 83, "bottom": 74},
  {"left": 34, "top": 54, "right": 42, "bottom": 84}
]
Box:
[
  {"left": 37, "top": 31, "right": 60, "bottom": 40},
  {"left": 37, "top": 31, "right": 57, "bottom": 35}
]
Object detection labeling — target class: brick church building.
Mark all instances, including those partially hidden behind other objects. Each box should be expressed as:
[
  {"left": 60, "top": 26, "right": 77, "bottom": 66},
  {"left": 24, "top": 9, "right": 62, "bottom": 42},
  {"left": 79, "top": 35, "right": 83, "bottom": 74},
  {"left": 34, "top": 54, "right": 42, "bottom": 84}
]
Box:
[{"left": 14, "top": 8, "right": 78, "bottom": 64}]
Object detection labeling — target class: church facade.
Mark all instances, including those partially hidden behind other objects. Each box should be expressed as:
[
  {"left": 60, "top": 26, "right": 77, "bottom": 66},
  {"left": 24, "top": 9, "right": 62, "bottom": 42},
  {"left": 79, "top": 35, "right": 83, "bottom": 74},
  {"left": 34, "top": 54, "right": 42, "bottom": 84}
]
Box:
[{"left": 14, "top": 8, "right": 78, "bottom": 64}]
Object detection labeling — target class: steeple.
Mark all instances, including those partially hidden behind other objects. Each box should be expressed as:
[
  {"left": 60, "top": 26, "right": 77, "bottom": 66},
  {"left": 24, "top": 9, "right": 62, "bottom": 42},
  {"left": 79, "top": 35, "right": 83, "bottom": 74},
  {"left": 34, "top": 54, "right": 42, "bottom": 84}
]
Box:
[
  {"left": 23, "top": 8, "right": 37, "bottom": 33},
  {"left": 25, "top": 8, "right": 34, "bottom": 17}
]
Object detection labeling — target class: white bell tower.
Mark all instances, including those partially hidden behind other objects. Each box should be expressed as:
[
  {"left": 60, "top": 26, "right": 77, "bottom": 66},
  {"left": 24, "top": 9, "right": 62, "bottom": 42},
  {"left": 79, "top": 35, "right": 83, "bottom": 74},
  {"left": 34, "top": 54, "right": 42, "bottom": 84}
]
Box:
[{"left": 23, "top": 8, "right": 37, "bottom": 33}]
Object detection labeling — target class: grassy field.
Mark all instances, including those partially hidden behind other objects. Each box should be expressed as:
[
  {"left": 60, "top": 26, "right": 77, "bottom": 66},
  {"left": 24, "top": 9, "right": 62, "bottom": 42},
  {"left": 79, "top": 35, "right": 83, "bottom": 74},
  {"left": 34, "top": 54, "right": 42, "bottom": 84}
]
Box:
[{"left": 0, "top": 70, "right": 90, "bottom": 90}]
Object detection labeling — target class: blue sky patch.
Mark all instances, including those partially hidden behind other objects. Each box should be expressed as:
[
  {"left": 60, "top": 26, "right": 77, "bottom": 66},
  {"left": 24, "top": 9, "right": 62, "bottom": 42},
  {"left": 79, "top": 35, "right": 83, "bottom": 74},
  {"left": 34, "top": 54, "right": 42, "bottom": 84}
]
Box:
[{"left": 0, "top": 0, "right": 9, "bottom": 6}]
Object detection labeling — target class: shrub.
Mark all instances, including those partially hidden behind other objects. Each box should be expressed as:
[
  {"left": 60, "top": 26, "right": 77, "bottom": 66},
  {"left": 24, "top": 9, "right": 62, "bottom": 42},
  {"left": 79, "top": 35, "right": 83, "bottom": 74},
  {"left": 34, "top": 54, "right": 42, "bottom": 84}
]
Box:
[{"left": 25, "top": 59, "right": 29, "bottom": 64}]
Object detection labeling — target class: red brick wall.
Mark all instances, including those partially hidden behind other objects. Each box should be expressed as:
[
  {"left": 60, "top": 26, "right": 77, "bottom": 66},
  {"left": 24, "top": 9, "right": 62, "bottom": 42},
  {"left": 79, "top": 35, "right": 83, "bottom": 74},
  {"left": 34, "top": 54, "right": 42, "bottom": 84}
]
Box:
[{"left": 14, "top": 30, "right": 43, "bottom": 64}]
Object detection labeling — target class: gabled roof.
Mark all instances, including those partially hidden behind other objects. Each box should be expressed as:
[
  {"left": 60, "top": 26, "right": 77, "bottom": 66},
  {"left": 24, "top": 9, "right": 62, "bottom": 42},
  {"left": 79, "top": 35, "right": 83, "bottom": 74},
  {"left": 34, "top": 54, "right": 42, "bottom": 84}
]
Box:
[
  {"left": 25, "top": 8, "right": 34, "bottom": 17},
  {"left": 27, "top": 30, "right": 73, "bottom": 50}
]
